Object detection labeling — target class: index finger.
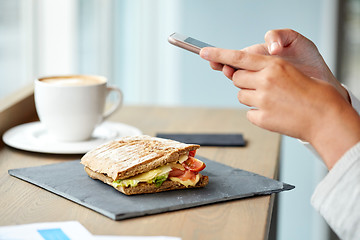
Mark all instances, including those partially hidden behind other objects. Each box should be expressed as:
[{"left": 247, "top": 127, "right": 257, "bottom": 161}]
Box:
[{"left": 200, "top": 47, "right": 271, "bottom": 71}]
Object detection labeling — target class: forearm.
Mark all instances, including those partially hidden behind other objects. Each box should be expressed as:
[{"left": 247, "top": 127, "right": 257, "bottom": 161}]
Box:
[
  {"left": 309, "top": 102, "right": 360, "bottom": 169},
  {"left": 303, "top": 82, "right": 360, "bottom": 169}
]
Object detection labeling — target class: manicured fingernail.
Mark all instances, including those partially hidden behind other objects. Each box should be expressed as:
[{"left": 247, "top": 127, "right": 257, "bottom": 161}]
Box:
[{"left": 269, "top": 42, "right": 280, "bottom": 55}]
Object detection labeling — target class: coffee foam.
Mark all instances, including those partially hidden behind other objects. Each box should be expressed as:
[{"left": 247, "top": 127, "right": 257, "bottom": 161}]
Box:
[{"left": 40, "top": 76, "right": 105, "bottom": 86}]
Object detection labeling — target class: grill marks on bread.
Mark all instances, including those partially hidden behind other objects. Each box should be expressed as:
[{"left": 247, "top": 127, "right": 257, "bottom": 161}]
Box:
[{"left": 81, "top": 135, "right": 199, "bottom": 181}]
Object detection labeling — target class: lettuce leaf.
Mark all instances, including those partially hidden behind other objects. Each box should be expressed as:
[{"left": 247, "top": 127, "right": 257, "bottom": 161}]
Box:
[
  {"left": 112, "top": 179, "right": 140, "bottom": 188},
  {"left": 112, "top": 173, "right": 169, "bottom": 188},
  {"left": 151, "top": 173, "right": 169, "bottom": 187}
]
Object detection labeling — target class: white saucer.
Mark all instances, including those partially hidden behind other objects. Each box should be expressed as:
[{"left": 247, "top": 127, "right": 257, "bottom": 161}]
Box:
[{"left": 2, "top": 121, "right": 142, "bottom": 154}]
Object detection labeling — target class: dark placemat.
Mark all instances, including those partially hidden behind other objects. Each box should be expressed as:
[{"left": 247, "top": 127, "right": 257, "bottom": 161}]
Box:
[
  {"left": 156, "top": 133, "right": 246, "bottom": 147},
  {"left": 8, "top": 157, "right": 294, "bottom": 221}
]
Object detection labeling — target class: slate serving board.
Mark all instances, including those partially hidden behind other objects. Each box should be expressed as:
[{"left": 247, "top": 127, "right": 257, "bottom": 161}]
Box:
[{"left": 8, "top": 157, "right": 294, "bottom": 221}]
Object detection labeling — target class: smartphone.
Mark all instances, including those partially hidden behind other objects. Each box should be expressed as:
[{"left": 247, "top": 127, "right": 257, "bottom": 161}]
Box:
[
  {"left": 168, "top": 32, "right": 214, "bottom": 55},
  {"left": 168, "top": 32, "right": 239, "bottom": 70},
  {"left": 156, "top": 133, "right": 245, "bottom": 147}
]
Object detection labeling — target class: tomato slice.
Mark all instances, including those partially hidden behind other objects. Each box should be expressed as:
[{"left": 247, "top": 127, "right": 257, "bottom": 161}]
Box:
[
  {"left": 182, "top": 156, "right": 206, "bottom": 172},
  {"left": 189, "top": 150, "right": 197, "bottom": 157}
]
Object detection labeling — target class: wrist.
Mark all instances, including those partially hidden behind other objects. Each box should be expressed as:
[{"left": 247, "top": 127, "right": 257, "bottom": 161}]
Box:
[
  {"left": 309, "top": 97, "right": 360, "bottom": 169},
  {"left": 325, "top": 71, "right": 351, "bottom": 104}
]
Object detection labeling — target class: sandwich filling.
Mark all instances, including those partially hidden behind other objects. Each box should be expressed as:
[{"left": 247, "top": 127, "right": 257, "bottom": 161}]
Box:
[{"left": 112, "top": 150, "right": 206, "bottom": 188}]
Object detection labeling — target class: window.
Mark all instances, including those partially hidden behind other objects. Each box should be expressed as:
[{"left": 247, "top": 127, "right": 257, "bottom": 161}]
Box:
[
  {"left": 339, "top": 0, "right": 360, "bottom": 99},
  {"left": 0, "top": 0, "right": 33, "bottom": 98},
  {"left": 78, "top": 0, "right": 183, "bottom": 105},
  {"left": 0, "top": 0, "right": 77, "bottom": 100}
]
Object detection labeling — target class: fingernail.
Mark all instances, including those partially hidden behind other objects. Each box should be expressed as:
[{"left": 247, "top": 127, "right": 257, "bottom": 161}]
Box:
[
  {"left": 200, "top": 48, "right": 209, "bottom": 60},
  {"left": 269, "top": 42, "right": 280, "bottom": 55}
]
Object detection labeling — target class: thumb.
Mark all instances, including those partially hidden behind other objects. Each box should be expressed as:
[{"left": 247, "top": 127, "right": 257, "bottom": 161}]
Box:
[{"left": 264, "top": 29, "right": 300, "bottom": 55}]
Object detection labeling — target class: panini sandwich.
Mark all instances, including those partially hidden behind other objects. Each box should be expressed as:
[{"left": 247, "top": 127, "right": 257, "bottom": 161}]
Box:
[{"left": 80, "top": 135, "right": 209, "bottom": 195}]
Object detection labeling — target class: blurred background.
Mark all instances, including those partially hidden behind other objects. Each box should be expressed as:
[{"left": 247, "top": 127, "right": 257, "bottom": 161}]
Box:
[{"left": 0, "top": 0, "right": 359, "bottom": 239}]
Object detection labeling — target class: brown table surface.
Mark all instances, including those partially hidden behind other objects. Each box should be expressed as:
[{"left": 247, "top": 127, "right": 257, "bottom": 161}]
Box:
[{"left": 0, "top": 88, "right": 280, "bottom": 240}]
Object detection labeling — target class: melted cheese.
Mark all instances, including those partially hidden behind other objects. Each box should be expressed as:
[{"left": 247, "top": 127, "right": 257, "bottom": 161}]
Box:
[
  {"left": 127, "top": 165, "right": 172, "bottom": 182},
  {"left": 170, "top": 174, "right": 200, "bottom": 187},
  {"left": 113, "top": 154, "right": 192, "bottom": 188},
  {"left": 178, "top": 154, "right": 189, "bottom": 164},
  {"left": 113, "top": 165, "right": 172, "bottom": 187}
]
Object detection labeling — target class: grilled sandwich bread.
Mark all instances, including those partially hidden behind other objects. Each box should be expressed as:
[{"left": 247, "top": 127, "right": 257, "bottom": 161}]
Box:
[{"left": 81, "top": 135, "right": 209, "bottom": 195}]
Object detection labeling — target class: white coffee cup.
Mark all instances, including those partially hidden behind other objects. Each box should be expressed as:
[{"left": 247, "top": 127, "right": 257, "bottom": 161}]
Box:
[{"left": 34, "top": 75, "right": 123, "bottom": 142}]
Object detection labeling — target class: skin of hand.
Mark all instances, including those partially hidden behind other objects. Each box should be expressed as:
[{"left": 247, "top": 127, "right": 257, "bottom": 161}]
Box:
[
  {"left": 208, "top": 29, "right": 350, "bottom": 103},
  {"left": 200, "top": 47, "right": 360, "bottom": 169}
]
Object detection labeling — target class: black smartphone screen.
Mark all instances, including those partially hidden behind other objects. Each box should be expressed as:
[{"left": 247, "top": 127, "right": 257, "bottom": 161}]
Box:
[
  {"left": 184, "top": 37, "right": 214, "bottom": 48},
  {"left": 156, "top": 133, "right": 245, "bottom": 147}
]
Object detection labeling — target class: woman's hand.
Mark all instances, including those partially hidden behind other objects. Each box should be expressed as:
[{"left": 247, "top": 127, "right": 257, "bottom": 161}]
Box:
[
  {"left": 200, "top": 47, "right": 360, "bottom": 169},
  {"left": 207, "top": 29, "right": 350, "bottom": 103}
]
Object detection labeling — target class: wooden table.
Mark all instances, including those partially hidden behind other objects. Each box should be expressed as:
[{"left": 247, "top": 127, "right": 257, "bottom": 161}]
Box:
[{"left": 0, "top": 86, "right": 281, "bottom": 240}]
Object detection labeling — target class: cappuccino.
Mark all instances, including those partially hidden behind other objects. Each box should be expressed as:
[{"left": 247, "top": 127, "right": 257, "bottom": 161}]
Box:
[
  {"left": 35, "top": 74, "right": 123, "bottom": 141},
  {"left": 40, "top": 75, "right": 105, "bottom": 86}
]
